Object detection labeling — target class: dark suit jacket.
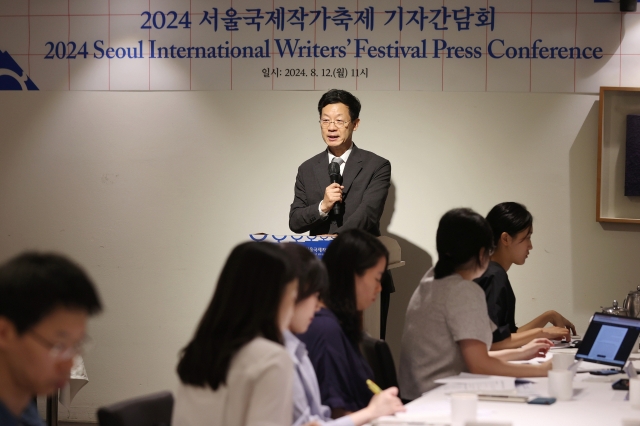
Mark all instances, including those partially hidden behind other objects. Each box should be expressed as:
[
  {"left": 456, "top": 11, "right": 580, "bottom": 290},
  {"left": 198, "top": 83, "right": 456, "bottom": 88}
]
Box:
[{"left": 289, "top": 144, "right": 391, "bottom": 236}]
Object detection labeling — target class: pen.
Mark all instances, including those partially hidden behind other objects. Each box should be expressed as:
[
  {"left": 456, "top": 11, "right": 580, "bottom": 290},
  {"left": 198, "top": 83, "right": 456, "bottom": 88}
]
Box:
[
  {"left": 367, "top": 379, "right": 382, "bottom": 395},
  {"left": 477, "top": 394, "right": 530, "bottom": 403}
]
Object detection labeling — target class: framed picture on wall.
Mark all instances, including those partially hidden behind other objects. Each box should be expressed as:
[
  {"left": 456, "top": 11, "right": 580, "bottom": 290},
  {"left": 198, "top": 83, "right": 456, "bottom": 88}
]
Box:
[{"left": 597, "top": 86, "right": 640, "bottom": 224}]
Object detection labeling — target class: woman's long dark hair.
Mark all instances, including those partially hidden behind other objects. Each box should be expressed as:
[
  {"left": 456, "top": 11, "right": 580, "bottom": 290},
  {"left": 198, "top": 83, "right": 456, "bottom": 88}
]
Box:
[
  {"left": 176, "top": 242, "right": 294, "bottom": 390},
  {"left": 485, "top": 202, "right": 533, "bottom": 246},
  {"left": 280, "top": 243, "right": 328, "bottom": 303},
  {"left": 322, "top": 229, "right": 388, "bottom": 345},
  {"left": 433, "top": 208, "right": 494, "bottom": 279}
]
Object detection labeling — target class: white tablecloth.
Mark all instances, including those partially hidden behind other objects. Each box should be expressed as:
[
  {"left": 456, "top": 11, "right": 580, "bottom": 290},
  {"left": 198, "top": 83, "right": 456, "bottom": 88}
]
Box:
[
  {"left": 381, "top": 351, "right": 640, "bottom": 426},
  {"left": 399, "top": 374, "right": 639, "bottom": 425}
]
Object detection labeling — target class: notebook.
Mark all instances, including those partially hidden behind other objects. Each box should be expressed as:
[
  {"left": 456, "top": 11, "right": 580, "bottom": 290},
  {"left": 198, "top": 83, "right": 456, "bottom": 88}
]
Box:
[{"left": 574, "top": 312, "right": 640, "bottom": 368}]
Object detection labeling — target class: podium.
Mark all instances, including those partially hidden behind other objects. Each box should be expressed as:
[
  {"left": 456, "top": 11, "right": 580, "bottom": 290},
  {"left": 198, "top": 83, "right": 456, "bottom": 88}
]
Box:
[
  {"left": 249, "top": 234, "right": 335, "bottom": 258},
  {"left": 248, "top": 234, "right": 404, "bottom": 268},
  {"left": 249, "top": 234, "right": 404, "bottom": 338}
]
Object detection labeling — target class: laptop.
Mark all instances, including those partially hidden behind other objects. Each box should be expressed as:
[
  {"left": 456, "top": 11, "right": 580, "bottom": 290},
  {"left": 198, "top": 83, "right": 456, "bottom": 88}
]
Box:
[{"left": 574, "top": 312, "right": 640, "bottom": 369}]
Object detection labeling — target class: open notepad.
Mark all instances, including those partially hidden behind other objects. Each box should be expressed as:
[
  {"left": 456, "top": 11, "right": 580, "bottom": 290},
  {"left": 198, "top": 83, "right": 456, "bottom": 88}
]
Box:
[
  {"left": 433, "top": 372, "right": 517, "bottom": 393},
  {"left": 371, "top": 374, "right": 531, "bottom": 425}
]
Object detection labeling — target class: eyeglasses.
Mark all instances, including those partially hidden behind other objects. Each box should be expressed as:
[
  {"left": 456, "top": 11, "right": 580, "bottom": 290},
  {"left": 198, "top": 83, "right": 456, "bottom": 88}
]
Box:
[
  {"left": 29, "top": 331, "right": 93, "bottom": 360},
  {"left": 319, "top": 119, "right": 350, "bottom": 129}
]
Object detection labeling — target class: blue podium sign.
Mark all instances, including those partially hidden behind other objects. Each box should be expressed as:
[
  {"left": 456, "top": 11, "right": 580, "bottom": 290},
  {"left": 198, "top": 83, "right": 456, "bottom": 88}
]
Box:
[{"left": 249, "top": 234, "right": 335, "bottom": 258}]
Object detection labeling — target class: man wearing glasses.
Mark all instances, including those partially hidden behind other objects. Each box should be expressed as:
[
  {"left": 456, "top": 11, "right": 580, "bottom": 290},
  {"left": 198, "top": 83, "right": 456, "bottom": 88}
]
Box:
[
  {"left": 289, "top": 89, "right": 393, "bottom": 336},
  {"left": 289, "top": 89, "right": 391, "bottom": 237},
  {"left": 0, "top": 252, "right": 102, "bottom": 426}
]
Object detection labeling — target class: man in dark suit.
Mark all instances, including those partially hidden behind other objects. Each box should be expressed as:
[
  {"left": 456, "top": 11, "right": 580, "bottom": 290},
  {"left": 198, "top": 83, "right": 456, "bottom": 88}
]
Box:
[
  {"left": 289, "top": 89, "right": 394, "bottom": 338},
  {"left": 289, "top": 89, "right": 391, "bottom": 236}
]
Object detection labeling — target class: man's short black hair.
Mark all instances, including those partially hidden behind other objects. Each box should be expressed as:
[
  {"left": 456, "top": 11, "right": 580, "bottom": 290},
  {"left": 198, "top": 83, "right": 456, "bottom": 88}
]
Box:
[
  {"left": 0, "top": 252, "right": 102, "bottom": 334},
  {"left": 317, "top": 89, "right": 362, "bottom": 121}
]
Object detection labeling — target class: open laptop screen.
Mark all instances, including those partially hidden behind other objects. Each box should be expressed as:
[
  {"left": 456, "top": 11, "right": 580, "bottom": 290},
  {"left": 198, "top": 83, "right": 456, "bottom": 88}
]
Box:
[{"left": 575, "top": 313, "right": 640, "bottom": 368}]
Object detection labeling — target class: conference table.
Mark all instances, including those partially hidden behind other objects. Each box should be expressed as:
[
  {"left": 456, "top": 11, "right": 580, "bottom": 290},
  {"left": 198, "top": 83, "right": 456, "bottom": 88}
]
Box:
[{"left": 392, "top": 349, "right": 640, "bottom": 426}]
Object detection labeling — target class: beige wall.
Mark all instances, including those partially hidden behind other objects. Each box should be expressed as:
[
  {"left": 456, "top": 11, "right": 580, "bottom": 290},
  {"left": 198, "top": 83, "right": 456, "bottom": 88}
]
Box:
[{"left": 1, "top": 90, "right": 639, "bottom": 421}]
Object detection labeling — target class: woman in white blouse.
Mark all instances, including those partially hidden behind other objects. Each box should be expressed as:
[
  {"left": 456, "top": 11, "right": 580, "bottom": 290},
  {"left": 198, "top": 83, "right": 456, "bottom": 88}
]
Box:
[{"left": 172, "top": 242, "right": 299, "bottom": 426}]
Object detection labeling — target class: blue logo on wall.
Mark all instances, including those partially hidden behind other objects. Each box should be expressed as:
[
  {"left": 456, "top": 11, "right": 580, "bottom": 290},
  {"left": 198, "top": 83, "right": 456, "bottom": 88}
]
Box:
[{"left": 0, "top": 51, "right": 38, "bottom": 90}]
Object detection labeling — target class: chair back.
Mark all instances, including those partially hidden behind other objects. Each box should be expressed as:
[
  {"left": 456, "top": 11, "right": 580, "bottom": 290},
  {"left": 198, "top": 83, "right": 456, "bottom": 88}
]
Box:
[
  {"left": 97, "top": 391, "right": 173, "bottom": 426},
  {"left": 360, "top": 333, "right": 399, "bottom": 393}
]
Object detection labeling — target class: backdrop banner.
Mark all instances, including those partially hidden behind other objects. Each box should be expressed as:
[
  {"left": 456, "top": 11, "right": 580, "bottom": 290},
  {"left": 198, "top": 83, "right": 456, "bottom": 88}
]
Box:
[{"left": 0, "top": 1, "right": 636, "bottom": 92}]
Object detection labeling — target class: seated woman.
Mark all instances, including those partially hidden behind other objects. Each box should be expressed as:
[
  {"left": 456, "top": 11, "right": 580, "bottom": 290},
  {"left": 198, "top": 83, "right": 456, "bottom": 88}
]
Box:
[
  {"left": 398, "top": 208, "right": 552, "bottom": 401},
  {"left": 298, "top": 229, "right": 391, "bottom": 418},
  {"left": 474, "top": 202, "right": 576, "bottom": 350},
  {"left": 281, "top": 243, "right": 404, "bottom": 426},
  {"left": 172, "top": 242, "right": 299, "bottom": 426}
]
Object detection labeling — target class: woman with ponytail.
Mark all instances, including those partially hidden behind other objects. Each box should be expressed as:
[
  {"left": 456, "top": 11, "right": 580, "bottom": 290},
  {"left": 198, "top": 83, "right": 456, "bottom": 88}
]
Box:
[
  {"left": 475, "top": 202, "right": 575, "bottom": 350},
  {"left": 398, "top": 209, "right": 552, "bottom": 400}
]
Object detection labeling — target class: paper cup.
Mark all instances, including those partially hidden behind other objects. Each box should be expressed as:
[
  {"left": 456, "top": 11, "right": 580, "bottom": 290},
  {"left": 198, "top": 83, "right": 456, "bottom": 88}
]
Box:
[
  {"left": 552, "top": 352, "right": 575, "bottom": 371},
  {"left": 548, "top": 370, "right": 573, "bottom": 401},
  {"left": 451, "top": 393, "right": 477, "bottom": 426},
  {"left": 630, "top": 378, "right": 640, "bottom": 409}
]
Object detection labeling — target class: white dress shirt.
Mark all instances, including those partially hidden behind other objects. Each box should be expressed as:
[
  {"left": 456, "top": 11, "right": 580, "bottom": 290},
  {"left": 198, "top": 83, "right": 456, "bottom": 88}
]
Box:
[
  {"left": 318, "top": 145, "right": 353, "bottom": 218},
  {"left": 284, "top": 331, "right": 355, "bottom": 426}
]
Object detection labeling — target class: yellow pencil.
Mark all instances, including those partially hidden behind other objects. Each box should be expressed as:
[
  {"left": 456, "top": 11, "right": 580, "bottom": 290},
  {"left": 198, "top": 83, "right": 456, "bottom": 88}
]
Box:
[{"left": 366, "top": 379, "right": 382, "bottom": 395}]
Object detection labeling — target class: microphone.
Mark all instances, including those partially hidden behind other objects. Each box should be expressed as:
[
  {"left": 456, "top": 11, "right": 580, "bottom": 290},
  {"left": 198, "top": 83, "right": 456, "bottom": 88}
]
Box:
[{"left": 328, "top": 161, "right": 343, "bottom": 216}]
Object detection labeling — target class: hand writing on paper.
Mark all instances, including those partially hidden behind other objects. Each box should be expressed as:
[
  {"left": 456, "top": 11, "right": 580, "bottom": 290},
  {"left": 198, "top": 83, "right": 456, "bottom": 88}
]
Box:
[{"left": 368, "top": 387, "right": 405, "bottom": 418}]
